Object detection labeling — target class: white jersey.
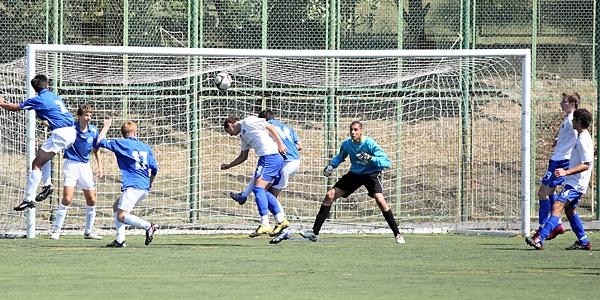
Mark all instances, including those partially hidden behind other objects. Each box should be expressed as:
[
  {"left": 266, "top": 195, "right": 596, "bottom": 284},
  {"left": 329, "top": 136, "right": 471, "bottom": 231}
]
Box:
[
  {"left": 565, "top": 130, "right": 594, "bottom": 193},
  {"left": 239, "top": 116, "right": 279, "bottom": 157},
  {"left": 551, "top": 112, "right": 577, "bottom": 161}
]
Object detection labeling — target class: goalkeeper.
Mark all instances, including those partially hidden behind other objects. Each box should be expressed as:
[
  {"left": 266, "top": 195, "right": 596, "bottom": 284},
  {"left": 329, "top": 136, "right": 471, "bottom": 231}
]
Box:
[{"left": 296, "top": 121, "right": 405, "bottom": 244}]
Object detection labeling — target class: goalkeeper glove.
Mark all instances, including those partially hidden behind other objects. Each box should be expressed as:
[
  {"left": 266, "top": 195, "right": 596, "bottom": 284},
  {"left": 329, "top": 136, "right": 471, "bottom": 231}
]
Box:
[
  {"left": 356, "top": 152, "right": 372, "bottom": 161},
  {"left": 323, "top": 165, "right": 334, "bottom": 177}
]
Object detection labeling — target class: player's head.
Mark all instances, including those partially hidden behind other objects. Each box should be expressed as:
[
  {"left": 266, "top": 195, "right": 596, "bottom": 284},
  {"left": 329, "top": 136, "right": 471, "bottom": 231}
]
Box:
[
  {"left": 561, "top": 92, "right": 581, "bottom": 113},
  {"left": 258, "top": 109, "right": 275, "bottom": 121},
  {"left": 121, "top": 120, "right": 137, "bottom": 138},
  {"left": 77, "top": 104, "right": 93, "bottom": 123},
  {"left": 349, "top": 121, "right": 363, "bottom": 142},
  {"left": 572, "top": 108, "right": 592, "bottom": 131},
  {"left": 223, "top": 116, "right": 241, "bottom": 136},
  {"left": 30, "top": 75, "right": 49, "bottom": 93}
]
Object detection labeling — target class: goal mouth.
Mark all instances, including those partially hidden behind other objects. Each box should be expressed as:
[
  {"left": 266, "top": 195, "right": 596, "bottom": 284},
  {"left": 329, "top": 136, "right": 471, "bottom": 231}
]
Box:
[{"left": 0, "top": 45, "right": 531, "bottom": 238}]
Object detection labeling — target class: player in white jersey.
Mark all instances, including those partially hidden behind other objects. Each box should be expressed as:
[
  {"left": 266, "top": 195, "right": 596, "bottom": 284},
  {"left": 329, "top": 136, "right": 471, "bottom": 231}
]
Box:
[
  {"left": 229, "top": 109, "right": 302, "bottom": 238},
  {"left": 533, "top": 92, "right": 580, "bottom": 241},
  {"left": 0, "top": 74, "right": 76, "bottom": 211},
  {"left": 50, "top": 104, "right": 104, "bottom": 240},
  {"left": 527, "top": 108, "right": 594, "bottom": 250},
  {"left": 221, "top": 115, "right": 288, "bottom": 237}
]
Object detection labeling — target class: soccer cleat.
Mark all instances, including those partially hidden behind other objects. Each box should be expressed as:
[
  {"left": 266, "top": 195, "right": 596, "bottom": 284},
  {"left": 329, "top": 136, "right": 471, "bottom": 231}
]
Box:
[
  {"left": 269, "top": 219, "right": 290, "bottom": 237},
  {"left": 546, "top": 224, "right": 565, "bottom": 241},
  {"left": 35, "top": 185, "right": 53, "bottom": 202},
  {"left": 145, "top": 223, "right": 157, "bottom": 246},
  {"left": 395, "top": 233, "right": 406, "bottom": 244},
  {"left": 84, "top": 232, "right": 103, "bottom": 240},
  {"left": 106, "top": 240, "right": 126, "bottom": 248},
  {"left": 565, "top": 240, "right": 592, "bottom": 250},
  {"left": 300, "top": 230, "right": 318, "bottom": 242},
  {"left": 249, "top": 224, "right": 272, "bottom": 237},
  {"left": 229, "top": 192, "right": 247, "bottom": 205},
  {"left": 13, "top": 200, "right": 35, "bottom": 211},
  {"left": 270, "top": 228, "right": 292, "bottom": 244},
  {"left": 50, "top": 231, "right": 60, "bottom": 240},
  {"left": 525, "top": 236, "right": 544, "bottom": 250}
]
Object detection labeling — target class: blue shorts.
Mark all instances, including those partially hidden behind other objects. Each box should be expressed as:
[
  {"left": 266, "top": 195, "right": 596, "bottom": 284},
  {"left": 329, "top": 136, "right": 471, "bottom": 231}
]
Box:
[
  {"left": 556, "top": 185, "right": 583, "bottom": 208},
  {"left": 540, "top": 159, "right": 569, "bottom": 187},
  {"left": 254, "top": 153, "right": 284, "bottom": 182}
]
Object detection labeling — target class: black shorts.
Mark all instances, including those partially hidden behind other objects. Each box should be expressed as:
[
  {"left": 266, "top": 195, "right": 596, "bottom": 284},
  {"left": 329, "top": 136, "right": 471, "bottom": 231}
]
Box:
[{"left": 333, "top": 172, "right": 383, "bottom": 198}]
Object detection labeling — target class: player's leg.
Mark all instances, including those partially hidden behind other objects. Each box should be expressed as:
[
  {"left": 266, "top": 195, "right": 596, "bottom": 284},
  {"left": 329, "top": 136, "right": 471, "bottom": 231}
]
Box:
[
  {"left": 301, "top": 176, "right": 353, "bottom": 242},
  {"left": 115, "top": 189, "right": 156, "bottom": 246},
  {"left": 106, "top": 198, "right": 127, "bottom": 247},
  {"left": 366, "top": 173, "right": 404, "bottom": 244},
  {"left": 535, "top": 159, "right": 568, "bottom": 236},
  {"left": 564, "top": 198, "right": 591, "bottom": 250},
  {"left": 36, "top": 160, "right": 53, "bottom": 202},
  {"left": 268, "top": 161, "right": 299, "bottom": 235},
  {"left": 249, "top": 154, "right": 283, "bottom": 237},
  {"left": 77, "top": 161, "right": 102, "bottom": 239},
  {"left": 50, "top": 185, "right": 75, "bottom": 240}
]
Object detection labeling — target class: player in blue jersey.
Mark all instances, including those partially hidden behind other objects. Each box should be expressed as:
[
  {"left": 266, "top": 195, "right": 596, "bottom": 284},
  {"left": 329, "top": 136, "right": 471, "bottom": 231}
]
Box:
[
  {"left": 221, "top": 115, "right": 288, "bottom": 237},
  {"left": 49, "top": 104, "right": 104, "bottom": 240},
  {"left": 298, "top": 121, "right": 405, "bottom": 244},
  {"left": 97, "top": 118, "right": 159, "bottom": 248},
  {"left": 532, "top": 92, "right": 580, "bottom": 242},
  {"left": 229, "top": 109, "right": 302, "bottom": 238},
  {"left": 0, "top": 74, "right": 76, "bottom": 211},
  {"left": 527, "top": 108, "right": 594, "bottom": 250}
]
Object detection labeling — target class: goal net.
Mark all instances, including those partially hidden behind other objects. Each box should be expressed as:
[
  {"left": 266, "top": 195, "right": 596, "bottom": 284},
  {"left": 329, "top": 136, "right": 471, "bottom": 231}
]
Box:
[{"left": 0, "top": 45, "right": 531, "bottom": 238}]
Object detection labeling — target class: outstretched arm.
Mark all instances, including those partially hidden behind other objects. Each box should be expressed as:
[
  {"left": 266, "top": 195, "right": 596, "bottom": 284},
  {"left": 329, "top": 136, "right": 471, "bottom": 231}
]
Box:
[
  {"left": 0, "top": 97, "right": 21, "bottom": 112},
  {"left": 221, "top": 150, "right": 250, "bottom": 170},
  {"left": 97, "top": 118, "right": 112, "bottom": 145}
]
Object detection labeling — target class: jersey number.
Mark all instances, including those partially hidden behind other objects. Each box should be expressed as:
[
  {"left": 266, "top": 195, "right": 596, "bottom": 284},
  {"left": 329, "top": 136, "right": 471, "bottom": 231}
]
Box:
[{"left": 132, "top": 151, "right": 148, "bottom": 170}]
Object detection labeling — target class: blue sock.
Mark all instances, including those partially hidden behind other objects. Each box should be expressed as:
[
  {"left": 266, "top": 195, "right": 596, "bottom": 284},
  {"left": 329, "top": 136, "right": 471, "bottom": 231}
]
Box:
[
  {"left": 265, "top": 191, "right": 281, "bottom": 215},
  {"left": 567, "top": 213, "right": 589, "bottom": 245},
  {"left": 539, "top": 215, "right": 559, "bottom": 241},
  {"left": 538, "top": 199, "right": 551, "bottom": 228},
  {"left": 252, "top": 186, "right": 269, "bottom": 216}
]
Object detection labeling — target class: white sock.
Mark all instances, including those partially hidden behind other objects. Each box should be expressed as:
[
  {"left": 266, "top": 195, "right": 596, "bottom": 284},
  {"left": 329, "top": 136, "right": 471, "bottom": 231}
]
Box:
[
  {"left": 123, "top": 214, "right": 151, "bottom": 230},
  {"left": 41, "top": 161, "right": 52, "bottom": 187},
  {"left": 24, "top": 169, "right": 42, "bottom": 202},
  {"left": 52, "top": 204, "right": 68, "bottom": 232},
  {"left": 260, "top": 215, "right": 270, "bottom": 226},
  {"left": 84, "top": 205, "right": 96, "bottom": 234},
  {"left": 114, "top": 212, "right": 126, "bottom": 243},
  {"left": 274, "top": 212, "right": 286, "bottom": 223}
]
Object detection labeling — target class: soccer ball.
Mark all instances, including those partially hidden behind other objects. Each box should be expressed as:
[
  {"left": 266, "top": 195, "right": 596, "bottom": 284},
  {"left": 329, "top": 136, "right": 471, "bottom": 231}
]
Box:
[{"left": 214, "top": 72, "right": 232, "bottom": 90}]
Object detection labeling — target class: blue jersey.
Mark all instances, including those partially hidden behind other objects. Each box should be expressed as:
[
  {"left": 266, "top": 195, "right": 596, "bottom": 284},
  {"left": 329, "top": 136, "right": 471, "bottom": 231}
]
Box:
[
  {"left": 329, "top": 136, "right": 391, "bottom": 174},
  {"left": 98, "top": 137, "right": 159, "bottom": 191},
  {"left": 268, "top": 119, "right": 300, "bottom": 161},
  {"left": 63, "top": 122, "right": 99, "bottom": 163},
  {"left": 19, "top": 89, "right": 74, "bottom": 131}
]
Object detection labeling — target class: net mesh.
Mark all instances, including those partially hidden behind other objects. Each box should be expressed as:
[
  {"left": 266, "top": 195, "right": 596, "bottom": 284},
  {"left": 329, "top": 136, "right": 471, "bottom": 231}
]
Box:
[{"left": 0, "top": 49, "right": 527, "bottom": 237}]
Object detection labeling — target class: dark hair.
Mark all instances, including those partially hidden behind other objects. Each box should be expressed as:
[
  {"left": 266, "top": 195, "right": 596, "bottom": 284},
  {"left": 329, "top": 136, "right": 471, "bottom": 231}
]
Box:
[
  {"left": 31, "top": 74, "right": 49, "bottom": 93},
  {"left": 350, "top": 121, "right": 363, "bottom": 129},
  {"left": 562, "top": 91, "right": 581, "bottom": 109},
  {"left": 77, "top": 103, "right": 93, "bottom": 116},
  {"left": 223, "top": 116, "right": 240, "bottom": 129},
  {"left": 258, "top": 109, "right": 274, "bottom": 121},
  {"left": 573, "top": 108, "right": 593, "bottom": 129}
]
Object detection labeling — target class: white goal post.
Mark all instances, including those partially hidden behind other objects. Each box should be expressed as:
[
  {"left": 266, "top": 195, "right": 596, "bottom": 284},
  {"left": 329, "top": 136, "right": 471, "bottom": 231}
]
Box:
[{"left": 0, "top": 44, "right": 531, "bottom": 238}]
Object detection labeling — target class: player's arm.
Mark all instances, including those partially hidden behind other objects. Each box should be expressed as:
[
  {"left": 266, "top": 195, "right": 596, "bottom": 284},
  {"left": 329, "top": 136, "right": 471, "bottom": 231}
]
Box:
[
  {"left": 221, "top": 150, "right": 250, "bottom": 170},
  {"left": 266, "top": 124, "right": 287, "bottom": 155},
  {"left": 92, "top": 147, "right": 104, "bottom": 179},
  {"left": 554, "top": 162, "right": 590, "bottom": 177},
  {"left": 97, "top": 117, "right": 112, "bottom": 145},
  {"left": 324, "top": 143, "right": 348, "bottom": 176},
  {"left": 148, "top": 153, "right": 159, "bottom": 188},
  {"left": 366, "top": 141, "right": 391, "bottom": 169},
  {"left": 0, "top": 97, "right": 21, "bottom": 111},
  {"left": 292, "top": 129, "right": 302, "bottom": 151}
]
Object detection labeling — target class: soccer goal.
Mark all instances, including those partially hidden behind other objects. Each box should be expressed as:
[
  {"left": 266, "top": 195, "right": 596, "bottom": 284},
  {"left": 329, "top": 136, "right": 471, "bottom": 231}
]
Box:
[{"left": 0, "top": 44, "right": 531, "bottom": 238}]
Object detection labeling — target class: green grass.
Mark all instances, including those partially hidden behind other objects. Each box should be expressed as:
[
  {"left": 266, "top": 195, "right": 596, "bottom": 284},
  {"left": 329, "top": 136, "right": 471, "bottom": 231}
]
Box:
[{"left": 1, "top": 232, "right": 599, "bottom": 300}]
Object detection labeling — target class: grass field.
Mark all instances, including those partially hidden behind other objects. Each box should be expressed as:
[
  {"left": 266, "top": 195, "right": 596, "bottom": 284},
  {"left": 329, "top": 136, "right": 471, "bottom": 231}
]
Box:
[{"left": 1, "top": 232, "right": 599, "bottom": 300}]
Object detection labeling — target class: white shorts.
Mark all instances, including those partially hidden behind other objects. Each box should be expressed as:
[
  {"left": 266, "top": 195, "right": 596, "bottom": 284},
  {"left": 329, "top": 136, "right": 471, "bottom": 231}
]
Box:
[
  {"left": 40, "top": 126, "right": 76, "bottom": 153},
  {"left": 117, "top": 188, "right": 148, "bottom": 212},
  {"left": 63, "top": 159, "right": 95, "bottom": 190},
  {"left": 272, "top": 159, "right": 300, "bottom": 190}
]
